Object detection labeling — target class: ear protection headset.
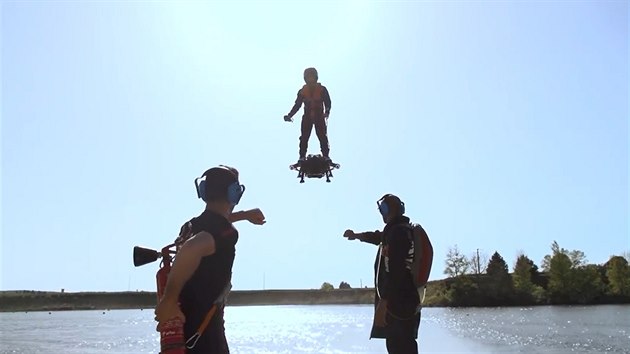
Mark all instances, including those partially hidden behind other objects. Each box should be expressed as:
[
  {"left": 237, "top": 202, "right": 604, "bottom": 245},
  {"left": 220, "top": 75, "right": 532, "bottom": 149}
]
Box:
[
  {"left": 377, "top": 194, "right": 405, "bottom": 217},
  {"left": 194, "top": 166, "right": 245, "bottom": 206}
]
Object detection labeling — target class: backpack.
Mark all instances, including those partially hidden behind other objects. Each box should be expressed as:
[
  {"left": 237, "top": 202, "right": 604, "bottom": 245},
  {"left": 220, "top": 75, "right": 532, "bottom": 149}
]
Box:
[{"left": 406, "top": 223, "right": 434, "bottom": 291}]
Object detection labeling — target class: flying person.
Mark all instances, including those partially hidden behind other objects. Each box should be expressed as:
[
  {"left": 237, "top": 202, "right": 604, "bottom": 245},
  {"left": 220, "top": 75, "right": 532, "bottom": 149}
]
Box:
[{"left": 284, "top": 67, "right": 332, "bottom": 164}]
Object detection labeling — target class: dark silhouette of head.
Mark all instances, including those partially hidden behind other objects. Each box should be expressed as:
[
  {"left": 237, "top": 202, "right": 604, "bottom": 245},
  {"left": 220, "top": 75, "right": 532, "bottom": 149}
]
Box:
[
  {"left": 303, "top": 67, "right": 318, "bottom": 84},
  {"left": 195, "top": 165, "right": 245, "bottom": 211},
  {"left": 377, "top": 194, "right": 405, "bottom": 223}
]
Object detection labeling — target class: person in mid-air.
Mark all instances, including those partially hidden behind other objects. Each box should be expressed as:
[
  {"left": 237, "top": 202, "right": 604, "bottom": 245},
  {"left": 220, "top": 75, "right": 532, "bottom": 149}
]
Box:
[
  {"left": 284, "top": 67, "right": 332, "bottom": 164},
  {"left": 343, "top": 194, "right": 423, "bottom": 354}
]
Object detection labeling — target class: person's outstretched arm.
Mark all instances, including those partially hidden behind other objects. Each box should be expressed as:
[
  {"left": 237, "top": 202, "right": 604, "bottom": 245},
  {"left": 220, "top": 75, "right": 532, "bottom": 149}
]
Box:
[
  {"left": 343, "top": 229, "right": 383, "bottom": 245},
  {"left": 229, "top": 208, "right": 266, "bottom": 225}
]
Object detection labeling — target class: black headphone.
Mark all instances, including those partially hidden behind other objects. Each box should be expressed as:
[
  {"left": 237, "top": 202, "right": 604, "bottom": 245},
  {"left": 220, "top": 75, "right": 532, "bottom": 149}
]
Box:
[
  {"left": 194, "top": 166, "right": 245, "bottom": 206},
  {"left": 377, "top": 194, "right": 405, "bottom": 217}
]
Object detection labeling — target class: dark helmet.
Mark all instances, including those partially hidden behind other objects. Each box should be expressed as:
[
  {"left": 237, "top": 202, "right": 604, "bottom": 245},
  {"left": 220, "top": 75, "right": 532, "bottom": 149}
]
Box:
[{"left": 303, "top": 67, "right": 318, "bottom": 82}]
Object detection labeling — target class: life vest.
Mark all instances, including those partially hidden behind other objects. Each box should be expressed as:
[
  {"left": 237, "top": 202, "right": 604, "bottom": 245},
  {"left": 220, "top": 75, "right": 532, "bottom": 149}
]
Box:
[{"left": 300, "top": 83, "right": 325, "bottom": 118}]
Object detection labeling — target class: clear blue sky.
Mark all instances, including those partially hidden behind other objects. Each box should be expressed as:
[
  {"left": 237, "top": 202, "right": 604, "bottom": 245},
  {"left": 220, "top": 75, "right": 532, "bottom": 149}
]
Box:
[{"left": 2, "top": 1, "right": 627, "bottom": 292}]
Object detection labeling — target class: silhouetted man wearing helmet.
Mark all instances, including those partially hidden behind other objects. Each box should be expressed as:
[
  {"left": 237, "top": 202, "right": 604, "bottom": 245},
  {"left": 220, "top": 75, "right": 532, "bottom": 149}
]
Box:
[
  {"left": 343, "top": 194, "right": 421, "bottom": 354},
  {"left": 155, "top": 165, "right": 266, "bottom": 354},
  {"left": 284, "top": 67, "right": 332, "bottom": 164}
]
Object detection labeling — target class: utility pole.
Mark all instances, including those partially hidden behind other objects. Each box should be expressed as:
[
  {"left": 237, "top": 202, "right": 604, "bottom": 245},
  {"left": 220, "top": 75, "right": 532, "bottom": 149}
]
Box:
[
  {"left": 263, "top": 272, "right": 266, "bottom": 290},
  {"left": 476, "top": 248, "right": 481, "bottom": 276}
]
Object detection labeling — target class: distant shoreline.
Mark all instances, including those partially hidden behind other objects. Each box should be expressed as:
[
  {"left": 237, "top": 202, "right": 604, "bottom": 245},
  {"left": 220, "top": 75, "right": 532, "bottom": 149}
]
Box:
[
  {"left": 4, "top": 273, "right": 629, "bottom": 313},
  {"left": 0, "top": 289, "right": 376, "bottom": 313}
]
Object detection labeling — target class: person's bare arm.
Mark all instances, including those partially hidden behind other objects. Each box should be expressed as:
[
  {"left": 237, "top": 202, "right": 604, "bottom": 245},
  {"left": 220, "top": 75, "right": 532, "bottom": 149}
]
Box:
[
  {"left": 162, "top": 232, "right": 215, "bottom": 301},
  {"left": 157, "top": 232, "right": 216, "bottom": 312},
  {"left": 228, "top": 208, "right": 266, "bottom": 225}
]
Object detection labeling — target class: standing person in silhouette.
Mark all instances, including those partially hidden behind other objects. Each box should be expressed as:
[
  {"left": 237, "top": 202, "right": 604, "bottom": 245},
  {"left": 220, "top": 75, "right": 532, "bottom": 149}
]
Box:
[
  {"left": 284, "top": 67, "right": 332, "bottom": 164},
  {"left": 155, "top": 165, "right": 266, "bottom": 354},
  {"left": 343, "top": 194, "right": 423, "bottom": 354}
]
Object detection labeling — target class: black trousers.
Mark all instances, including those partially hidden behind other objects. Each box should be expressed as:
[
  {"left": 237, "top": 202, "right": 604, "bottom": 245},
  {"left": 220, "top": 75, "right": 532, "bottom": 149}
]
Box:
[
  {"left": 299, "top": 115, "right": 329, "bottom": 158},
  {"left": 384, "top": 311, "right": 421, "bottom": 354}
]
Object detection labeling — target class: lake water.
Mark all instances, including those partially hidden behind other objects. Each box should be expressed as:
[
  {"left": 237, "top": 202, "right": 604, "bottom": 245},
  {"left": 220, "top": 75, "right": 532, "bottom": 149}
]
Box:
[{"left": 0, "top": 304, "right": 628, "bottom": 353}]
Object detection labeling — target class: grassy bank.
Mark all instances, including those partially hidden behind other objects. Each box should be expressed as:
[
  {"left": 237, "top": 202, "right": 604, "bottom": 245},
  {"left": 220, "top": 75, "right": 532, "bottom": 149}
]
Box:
[
  {"left": 0, "top": 288, "right": 376, "bottom": 313},
  {"left": 5, "top": 275, "right": 625, "bottom": 313},
  {"left": 2, "top": 278, "right": 450, "bottom": 313}
]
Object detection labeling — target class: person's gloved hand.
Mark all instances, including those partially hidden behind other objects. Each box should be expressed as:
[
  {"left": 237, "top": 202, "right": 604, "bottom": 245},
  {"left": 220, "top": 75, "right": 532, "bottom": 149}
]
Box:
[
  {"left": 343, "top": 229, "right": 357, "bottom": 240},
  {"left": 284, "top": 115, "right": 292, "bottom": 122}
]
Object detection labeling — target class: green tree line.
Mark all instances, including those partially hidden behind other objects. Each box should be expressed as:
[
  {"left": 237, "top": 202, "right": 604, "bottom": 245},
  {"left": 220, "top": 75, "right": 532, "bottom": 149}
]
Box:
[{"left": 428, "top": 241, "right": 630, "bottom": 306}]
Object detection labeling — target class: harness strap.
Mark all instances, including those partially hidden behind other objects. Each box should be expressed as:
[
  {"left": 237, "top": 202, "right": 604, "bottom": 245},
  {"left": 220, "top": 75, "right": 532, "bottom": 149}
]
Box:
[{"left": 185, "top": 304, "right": 218, "bottom": 349}]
